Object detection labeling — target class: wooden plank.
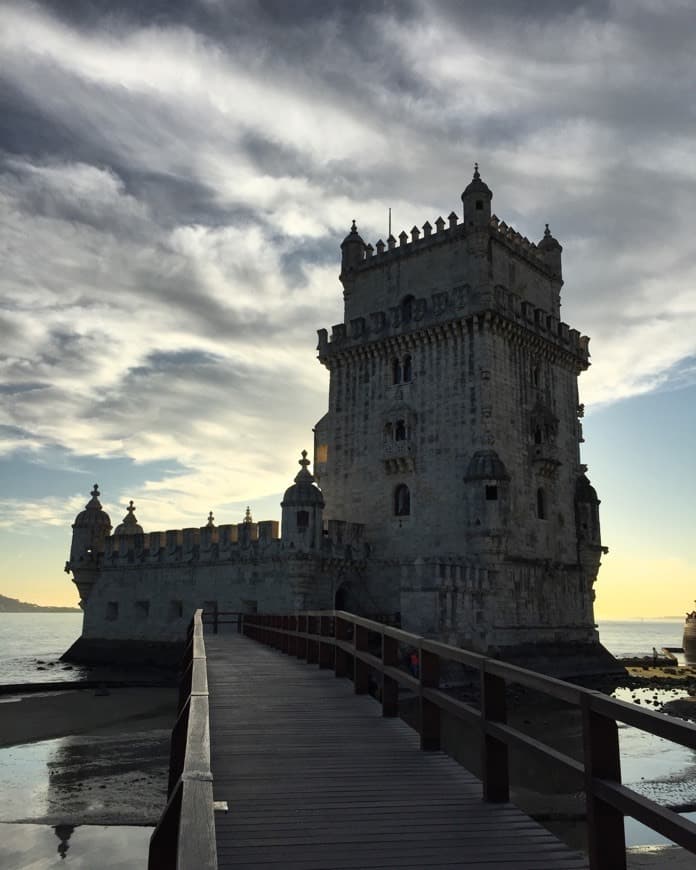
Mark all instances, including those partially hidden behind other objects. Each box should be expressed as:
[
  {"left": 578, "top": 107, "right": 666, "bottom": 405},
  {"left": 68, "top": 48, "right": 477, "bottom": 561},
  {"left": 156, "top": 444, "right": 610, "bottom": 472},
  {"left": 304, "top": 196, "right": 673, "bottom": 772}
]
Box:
[{"left": 206, "top": 634, "right": 588, "bottom": 869}]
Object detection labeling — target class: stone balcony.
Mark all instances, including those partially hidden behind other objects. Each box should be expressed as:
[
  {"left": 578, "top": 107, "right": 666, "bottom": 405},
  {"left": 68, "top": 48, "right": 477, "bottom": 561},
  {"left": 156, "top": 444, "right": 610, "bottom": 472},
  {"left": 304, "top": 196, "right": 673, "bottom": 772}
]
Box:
[{"left": 383, "top": 440, "right": 415, "bottom": 474}]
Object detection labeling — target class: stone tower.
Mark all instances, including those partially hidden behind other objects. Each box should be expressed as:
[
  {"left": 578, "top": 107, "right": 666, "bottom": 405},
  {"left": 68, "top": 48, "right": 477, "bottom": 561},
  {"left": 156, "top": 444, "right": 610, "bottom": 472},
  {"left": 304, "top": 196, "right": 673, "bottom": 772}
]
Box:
[{"left": 315, "top": 167, "right": 608, "bottom": 664}]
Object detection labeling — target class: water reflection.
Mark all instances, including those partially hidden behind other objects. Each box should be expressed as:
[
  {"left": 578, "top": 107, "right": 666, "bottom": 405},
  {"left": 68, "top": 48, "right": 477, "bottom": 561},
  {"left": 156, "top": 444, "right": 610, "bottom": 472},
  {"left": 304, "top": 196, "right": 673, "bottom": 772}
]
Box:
[
  {"left": 54, "top": 824, "right": 74, "bottom": 860},
  {"left": 0, "top": 730, "right": 170, "bottom": 825},
  {"left": 0, "top": 822, "right": 152, "bottom": 869}
]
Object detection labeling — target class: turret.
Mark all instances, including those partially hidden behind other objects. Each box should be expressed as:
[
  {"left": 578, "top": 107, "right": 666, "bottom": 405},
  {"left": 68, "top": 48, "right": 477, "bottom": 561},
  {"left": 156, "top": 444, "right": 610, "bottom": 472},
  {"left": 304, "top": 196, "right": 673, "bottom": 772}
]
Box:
[
  {"left": 538, "top": 223, "right": 563, "bottom": 282},
  {"left": 113, "top": 500, "right": 143, "bottom": 536},
  {"left": 463, "top": 450, "right": 511, "bottom": 554},
  {"left": 67, "top": 484, "right": 112, "bottom": 605},
  {"left": 340, "top": 220, "right": 365, "bottom": 283},
  {"left": 281, "top": 450, "right": 325, "bottom": 550},
  {"left": 461, "top": 163, "right": 492, "bottom": 229}
]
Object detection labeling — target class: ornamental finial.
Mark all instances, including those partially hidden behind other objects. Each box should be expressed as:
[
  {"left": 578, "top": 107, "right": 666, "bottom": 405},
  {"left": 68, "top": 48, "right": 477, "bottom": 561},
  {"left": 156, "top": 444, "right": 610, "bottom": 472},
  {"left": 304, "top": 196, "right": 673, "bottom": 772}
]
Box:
[
  {"left": 207, "top": 510, "right": 215, "bottom": 527},
  {"left": 91, "top": 483, "right": 100, "bottom": 498},
  {"left": 351, "top": 219, "right": 357, "bottom": 233},
  {"left": 244, "top": 506, "right": 253, "bottom": 524},
  {"left": 473, "top": 162, "right": 480, "bottom": 179},
  {"left": 299, "top": 450, "right": 310, "bottom": 469}
]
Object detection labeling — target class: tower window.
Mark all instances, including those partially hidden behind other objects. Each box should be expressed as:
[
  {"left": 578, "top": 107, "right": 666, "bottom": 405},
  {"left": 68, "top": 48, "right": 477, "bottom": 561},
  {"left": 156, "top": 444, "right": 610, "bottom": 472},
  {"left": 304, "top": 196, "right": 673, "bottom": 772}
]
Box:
[
  {"left": 296, "top": 510, "right": 309, "bottom": 529},
  {"left": 537, "top": 488, "right": 546, "bottom": 520},
  {"left": 394, "top": 484, "right": 411, "bottom": 517},
  {"left": 395, "top": 420, "right": 407, "bottom": 442},
  {"left": 392, "top": 359, "right": 402, "bottom": 384},
  {"left": 401, "top": 295, "right": 414, "bottom": 324},
  {"left": 475, "top": 200, "right": 483, "bottom": 210},
  {"left": 534, "top": 426, "right": 542, "bottom": 445},
  {"left": 485, "top": 485, "right": 498, "bottom": 501},
  {"left": 532, "top": 366, "right": 540, "bottom": 387},
  {"left": 402, "top": 354, "right": 412, "bottom": 383}
]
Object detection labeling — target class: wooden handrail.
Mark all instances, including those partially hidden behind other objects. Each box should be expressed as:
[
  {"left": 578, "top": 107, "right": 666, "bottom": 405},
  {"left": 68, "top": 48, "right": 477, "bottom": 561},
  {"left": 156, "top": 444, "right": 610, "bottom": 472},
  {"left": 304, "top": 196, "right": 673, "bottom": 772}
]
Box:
[
  {"left": 149, "top": 609, "right": 217, "bottom": 870},
  {"left": 243, "top": 609, "right": 696, "bottom": 870}
]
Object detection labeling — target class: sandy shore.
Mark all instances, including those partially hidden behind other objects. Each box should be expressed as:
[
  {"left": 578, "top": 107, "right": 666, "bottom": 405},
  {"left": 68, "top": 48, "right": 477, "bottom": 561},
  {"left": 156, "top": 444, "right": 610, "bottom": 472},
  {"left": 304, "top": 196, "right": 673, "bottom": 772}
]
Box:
[{"left": 0, "top": 687, "right": 177, "bottom": 748}]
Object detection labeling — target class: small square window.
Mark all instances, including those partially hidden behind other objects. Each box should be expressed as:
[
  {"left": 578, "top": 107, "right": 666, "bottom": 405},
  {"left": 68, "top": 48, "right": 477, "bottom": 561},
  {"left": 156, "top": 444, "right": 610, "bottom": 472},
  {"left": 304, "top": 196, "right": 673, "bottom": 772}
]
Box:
[
  {"left": 106, "top": 601, "right": 118, "bottom": 621},
  {"left": 475, "top": 200, "right": 483, "bottom": 210},
  {"left": 485, "top": 485, "right": 498, "bottom": 501},
  {"left": 135, "top": 600, "right": 150, "bottom": 620}
]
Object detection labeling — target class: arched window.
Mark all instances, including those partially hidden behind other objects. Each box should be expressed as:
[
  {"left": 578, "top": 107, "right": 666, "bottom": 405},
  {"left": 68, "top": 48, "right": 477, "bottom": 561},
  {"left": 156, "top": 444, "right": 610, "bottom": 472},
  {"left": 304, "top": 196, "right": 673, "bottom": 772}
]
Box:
[
  {"left": 401, "top": 295, "right": 414, "bottom": 324},
  {"left": 392, "top": 358, "right": 402, "bottom": 384},
  {"left": 534, "top": 425, "right": 542, "bottom": 445},
  {"left": 296, "top": 510, "right": 309, "bottom": 529},
  {"left": 384, "top": 422, "right": 393, "bottom": 441},
  {"left": 532, "top": 366, "right": 540, "bottom": 387},
  {"left": 402, "top": 354, "right": 412, "bottom": 382},
  {"left": 395, "top": 420, "right": 406, "bottom": 441},
  {"left": 536, "top": 488, "right": 546, "bottom": 520},
  {"left": 394, "top": 484, "right": 410, "bottom": 517}
]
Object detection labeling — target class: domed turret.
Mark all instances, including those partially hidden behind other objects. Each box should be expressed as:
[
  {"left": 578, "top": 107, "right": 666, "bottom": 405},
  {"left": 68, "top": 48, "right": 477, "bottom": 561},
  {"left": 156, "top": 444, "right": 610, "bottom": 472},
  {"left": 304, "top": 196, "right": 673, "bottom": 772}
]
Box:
[
  {"left": 463, "top": 450, "right": 511, "bottom": 551},
  {"left": 538, "top": 223, "right": 563, "bottom": 280},
  {"left": 464, "top": 449, "right": 510, "bottom": 482},
  {"left": 461, "top": 163, "right": 492, "bottom": 228},
  {"left": 113, "top": 500, "right": 143, "bottom": 536},
  {"left": 340, "top": 219, "right": 365, "bottom": 278},
  {"left": 67, "top": 483, "right": 112, "bottom": 606},
  {"left": 575, "top": 474, "right": 601, "bottom": 546},
  {"left": 70, "top": 484, "right": 111, "bottom": 563},
  {"left": 281, "top": 451, "right": 324, "bottom": 550}
]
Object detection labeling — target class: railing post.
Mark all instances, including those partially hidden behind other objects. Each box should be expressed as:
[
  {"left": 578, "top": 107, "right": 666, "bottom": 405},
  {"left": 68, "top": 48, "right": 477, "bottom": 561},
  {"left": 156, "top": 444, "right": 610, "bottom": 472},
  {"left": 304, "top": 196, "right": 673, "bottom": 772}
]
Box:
[
  {"left": 382, "top": 632, "right": 399, "bottom": 717},
  {"left": 419, "top": 647, "right": 440, "bottom": 750},
  {"left": 354, "top": 623, "right": 369, "bottom": 694},
  {"left": 288, "top": 614, "right": 298, "bottom": 656},
  {"left": 297, "top": 614, "right": 308, "bottom": 659},
  {"left": 481, "top": 665, "right": 509, "bottom": 802},
  {"left": 582, "top": 694, "right": 626, "bottom": 870},
  {"left": 307, "top": 615, "right": 319, "bottom": 665},
  {"left": 335, "top": 615, "right": 350, "bottom": 678},
  {"left": 319, "top": 615, "right": 334, "bottom": 669}
]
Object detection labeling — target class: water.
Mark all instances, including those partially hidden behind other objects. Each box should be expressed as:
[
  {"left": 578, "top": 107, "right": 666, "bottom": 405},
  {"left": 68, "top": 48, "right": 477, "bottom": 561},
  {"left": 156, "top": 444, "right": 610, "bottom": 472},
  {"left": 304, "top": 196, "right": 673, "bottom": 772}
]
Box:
[
  {"left": 0, "top": 613, "right": 87, "bottom": 685},
  {"left": 597, "top": 618, "right": 685, "bottom": 658},
  {"left": 0, "top": 822, "right": 152, "bottom": 869}
]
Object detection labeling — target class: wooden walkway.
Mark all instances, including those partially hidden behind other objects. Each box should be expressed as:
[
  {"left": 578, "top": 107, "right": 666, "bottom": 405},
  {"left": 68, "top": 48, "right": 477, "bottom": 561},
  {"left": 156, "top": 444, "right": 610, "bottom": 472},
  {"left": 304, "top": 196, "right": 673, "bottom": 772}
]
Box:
[{"left": 206, "top": 632, "right": 588, "bottom": 870}]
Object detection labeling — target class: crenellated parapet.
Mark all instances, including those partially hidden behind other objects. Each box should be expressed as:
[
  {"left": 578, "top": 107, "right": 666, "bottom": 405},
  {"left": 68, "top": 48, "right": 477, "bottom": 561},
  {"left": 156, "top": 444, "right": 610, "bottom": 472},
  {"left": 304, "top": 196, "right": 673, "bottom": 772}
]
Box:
[{"left": 340, "top": 210, "right": 555, "bottom": 280}]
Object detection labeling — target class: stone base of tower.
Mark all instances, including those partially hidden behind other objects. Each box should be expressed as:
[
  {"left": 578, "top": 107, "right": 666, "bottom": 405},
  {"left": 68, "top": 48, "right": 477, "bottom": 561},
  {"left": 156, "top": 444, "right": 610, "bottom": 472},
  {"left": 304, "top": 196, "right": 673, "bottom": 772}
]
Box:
[
  {"left": 493, "top": 640, "right": 623, "bottom": 679},
  {"left": 61, "top": 636, "right": 185, "bottom": 668}
]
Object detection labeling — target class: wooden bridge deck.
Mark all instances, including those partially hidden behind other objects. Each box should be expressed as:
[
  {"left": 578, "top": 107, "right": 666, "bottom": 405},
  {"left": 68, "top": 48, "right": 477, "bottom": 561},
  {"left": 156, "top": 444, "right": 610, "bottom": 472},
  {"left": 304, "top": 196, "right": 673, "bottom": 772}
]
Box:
[{"left": 206, "top": 631, "right": 588, "bottom": 870}]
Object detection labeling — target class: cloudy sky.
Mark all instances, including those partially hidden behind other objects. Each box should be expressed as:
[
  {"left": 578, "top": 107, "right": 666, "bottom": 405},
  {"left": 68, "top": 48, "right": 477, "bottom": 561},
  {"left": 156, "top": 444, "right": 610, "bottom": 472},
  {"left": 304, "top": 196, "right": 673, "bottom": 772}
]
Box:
[{"left": 0, "top": 0, "right": 694, "bottom": 616}]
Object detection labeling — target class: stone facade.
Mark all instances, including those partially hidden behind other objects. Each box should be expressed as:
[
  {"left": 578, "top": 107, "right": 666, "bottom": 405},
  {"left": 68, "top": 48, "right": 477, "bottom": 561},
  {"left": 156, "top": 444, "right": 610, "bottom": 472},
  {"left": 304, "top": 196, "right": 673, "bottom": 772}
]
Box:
[{"left": 64, "top": 168, "right": 610, "bottom": 671}]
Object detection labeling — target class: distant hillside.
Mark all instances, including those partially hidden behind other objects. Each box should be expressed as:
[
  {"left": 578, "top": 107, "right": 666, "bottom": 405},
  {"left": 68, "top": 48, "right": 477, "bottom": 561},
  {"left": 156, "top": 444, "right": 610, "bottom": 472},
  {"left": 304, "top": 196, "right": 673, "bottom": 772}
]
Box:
[{"left": 0, "top": 593, "right": 80, "bottom": 613}]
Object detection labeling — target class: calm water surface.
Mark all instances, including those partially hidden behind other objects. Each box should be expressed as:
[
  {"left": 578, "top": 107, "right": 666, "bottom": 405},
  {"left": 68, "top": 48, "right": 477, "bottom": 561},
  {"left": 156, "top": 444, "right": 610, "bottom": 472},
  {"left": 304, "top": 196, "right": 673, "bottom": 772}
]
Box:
[
  {"left": 0, "top": 822, "right": 152, "bottom": 869},
  {"left": 0, "top": 613, "right": 86, "bottom": 684}
]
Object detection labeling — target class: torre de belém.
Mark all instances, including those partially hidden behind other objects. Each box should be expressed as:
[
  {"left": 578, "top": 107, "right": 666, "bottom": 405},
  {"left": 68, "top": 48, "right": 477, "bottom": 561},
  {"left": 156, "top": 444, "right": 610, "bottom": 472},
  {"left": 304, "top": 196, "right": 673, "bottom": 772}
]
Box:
[{"left": 64, "top": 168, "right": 614, "bottom": 675}]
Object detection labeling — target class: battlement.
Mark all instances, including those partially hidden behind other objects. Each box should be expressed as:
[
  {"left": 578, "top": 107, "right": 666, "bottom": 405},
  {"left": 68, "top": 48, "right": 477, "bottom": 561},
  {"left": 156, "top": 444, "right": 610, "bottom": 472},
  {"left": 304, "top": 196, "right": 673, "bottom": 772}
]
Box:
[
  {"left": 318, "top": 286, "right": 590, "bottom": 365},
  {"left": 69, "top": 516, "right": 368, "bottom": 572},
  {"left": 346, "top": 212, "right": 551, "bottom": 277}
]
